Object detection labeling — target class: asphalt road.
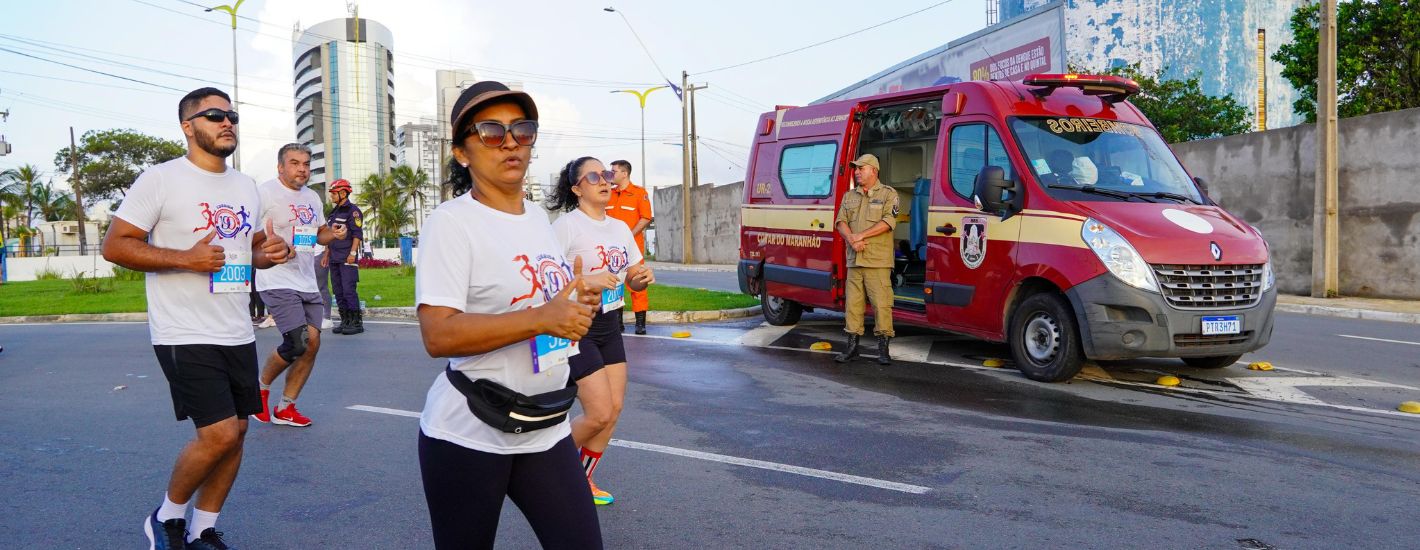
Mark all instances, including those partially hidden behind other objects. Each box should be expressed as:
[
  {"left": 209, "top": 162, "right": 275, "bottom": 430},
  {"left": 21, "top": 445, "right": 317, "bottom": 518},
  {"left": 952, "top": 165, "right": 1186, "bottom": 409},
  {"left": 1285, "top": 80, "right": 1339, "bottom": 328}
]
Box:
[{"left": 1, "top": 317, "right": 1416, "bottom": 548}]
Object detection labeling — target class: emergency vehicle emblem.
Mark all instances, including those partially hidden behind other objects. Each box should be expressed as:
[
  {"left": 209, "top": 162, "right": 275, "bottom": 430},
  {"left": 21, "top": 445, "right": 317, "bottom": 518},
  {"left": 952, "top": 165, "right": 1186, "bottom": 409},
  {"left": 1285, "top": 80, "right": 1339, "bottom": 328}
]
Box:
[{"left": 961, "top": 216, "right": 988, "bottom": 269}]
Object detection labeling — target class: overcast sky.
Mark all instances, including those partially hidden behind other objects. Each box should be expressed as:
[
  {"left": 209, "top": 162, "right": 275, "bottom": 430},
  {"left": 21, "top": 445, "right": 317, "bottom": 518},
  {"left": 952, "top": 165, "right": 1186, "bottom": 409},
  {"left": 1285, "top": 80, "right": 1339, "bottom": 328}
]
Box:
[{"left": 0, "top": 0, "right": 986, "bottom": 204}]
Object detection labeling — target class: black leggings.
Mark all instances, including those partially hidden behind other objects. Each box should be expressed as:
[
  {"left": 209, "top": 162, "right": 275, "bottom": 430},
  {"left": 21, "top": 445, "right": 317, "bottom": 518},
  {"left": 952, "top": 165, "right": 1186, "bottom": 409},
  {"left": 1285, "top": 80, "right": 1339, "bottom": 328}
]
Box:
[{"left": 418, "top": 431, "right": 603, "bottom": 550}]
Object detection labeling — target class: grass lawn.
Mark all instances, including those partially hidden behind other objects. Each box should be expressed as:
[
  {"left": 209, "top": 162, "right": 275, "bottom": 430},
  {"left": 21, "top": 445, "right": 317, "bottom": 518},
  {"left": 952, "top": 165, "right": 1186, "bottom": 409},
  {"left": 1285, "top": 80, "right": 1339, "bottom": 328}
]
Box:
[{"left": 0, "top": 267, "right": 758, "bottom": 316}]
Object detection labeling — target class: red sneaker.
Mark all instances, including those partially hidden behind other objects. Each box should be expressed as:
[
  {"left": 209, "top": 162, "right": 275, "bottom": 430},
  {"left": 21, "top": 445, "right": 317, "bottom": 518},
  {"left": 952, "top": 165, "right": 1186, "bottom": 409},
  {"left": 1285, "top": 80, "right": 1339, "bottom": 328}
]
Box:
[
  {"left": 252, "top": 389, "right": 271, "bottom": 423},
  {"left": 272, "top": 404, "right": 312, "bottom": 427}
]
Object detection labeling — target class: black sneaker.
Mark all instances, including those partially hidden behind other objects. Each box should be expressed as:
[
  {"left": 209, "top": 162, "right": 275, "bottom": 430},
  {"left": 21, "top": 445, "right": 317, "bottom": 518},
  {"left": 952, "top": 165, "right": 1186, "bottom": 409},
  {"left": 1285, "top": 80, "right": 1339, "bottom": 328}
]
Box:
[
  {"left": 143, "top": 508, "right": 187, "bottom": 550},
  {"left": 186, "top": 528, "right": 233, "bottom": 550}
]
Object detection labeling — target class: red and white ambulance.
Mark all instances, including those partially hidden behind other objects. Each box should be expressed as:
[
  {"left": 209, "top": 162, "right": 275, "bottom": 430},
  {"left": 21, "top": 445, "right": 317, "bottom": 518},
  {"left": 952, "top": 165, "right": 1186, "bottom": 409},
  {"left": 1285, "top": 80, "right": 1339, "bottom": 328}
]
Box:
[{"left": 738, "top": 74, "right": 1275, "bottom": 382}]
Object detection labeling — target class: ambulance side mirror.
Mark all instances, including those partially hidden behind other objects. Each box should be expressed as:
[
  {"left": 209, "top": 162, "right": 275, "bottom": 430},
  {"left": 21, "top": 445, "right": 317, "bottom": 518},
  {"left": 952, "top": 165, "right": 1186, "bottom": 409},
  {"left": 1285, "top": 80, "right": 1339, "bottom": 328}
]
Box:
[
  {"left": 1193, "top": 176, "right": 1212, "bottom": 202},
  {"left": 973, "top": 165, "right": 1018, "bottom": 220}
]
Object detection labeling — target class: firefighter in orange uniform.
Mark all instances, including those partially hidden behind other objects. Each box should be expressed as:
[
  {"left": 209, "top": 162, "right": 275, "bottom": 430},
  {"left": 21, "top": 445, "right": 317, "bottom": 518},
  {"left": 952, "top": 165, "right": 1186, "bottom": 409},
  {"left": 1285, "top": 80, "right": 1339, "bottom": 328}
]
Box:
[{"left": 606, "top": 160, "right": 653, "bottom": 334}]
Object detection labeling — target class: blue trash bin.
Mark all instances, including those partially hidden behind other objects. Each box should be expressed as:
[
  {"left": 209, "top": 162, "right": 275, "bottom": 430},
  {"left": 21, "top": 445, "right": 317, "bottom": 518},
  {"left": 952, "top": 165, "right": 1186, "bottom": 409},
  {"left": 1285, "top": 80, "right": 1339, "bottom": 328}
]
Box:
[{"left": 399, "top": 236, "right": 414, "bottom": 266}]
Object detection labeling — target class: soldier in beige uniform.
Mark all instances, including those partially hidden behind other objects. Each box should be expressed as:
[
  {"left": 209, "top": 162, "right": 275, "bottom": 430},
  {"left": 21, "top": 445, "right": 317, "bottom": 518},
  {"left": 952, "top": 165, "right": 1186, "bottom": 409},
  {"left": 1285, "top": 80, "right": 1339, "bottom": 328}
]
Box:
[{"left": 834, "top": 153, "right": 899, "bottom": 365}]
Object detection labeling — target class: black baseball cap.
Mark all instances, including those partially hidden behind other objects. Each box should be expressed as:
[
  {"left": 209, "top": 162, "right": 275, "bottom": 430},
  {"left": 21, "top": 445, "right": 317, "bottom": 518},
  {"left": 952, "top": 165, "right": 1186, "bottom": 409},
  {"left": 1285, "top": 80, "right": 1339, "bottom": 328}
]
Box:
[{"left": 450, "top": 81, "right": 539, "bottom": 136}]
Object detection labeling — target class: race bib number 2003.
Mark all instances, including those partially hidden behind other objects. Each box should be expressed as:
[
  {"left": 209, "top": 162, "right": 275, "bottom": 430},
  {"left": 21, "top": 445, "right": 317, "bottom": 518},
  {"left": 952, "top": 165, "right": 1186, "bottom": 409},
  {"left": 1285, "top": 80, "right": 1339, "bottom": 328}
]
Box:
[{"left": 211, "top": 245, "right": 252, "bottom": 294}]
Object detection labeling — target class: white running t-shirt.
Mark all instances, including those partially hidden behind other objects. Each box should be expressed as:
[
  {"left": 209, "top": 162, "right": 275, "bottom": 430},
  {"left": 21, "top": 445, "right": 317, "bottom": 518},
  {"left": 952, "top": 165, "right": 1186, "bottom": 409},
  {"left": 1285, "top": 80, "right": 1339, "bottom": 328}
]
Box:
[
  {"left": 552, "top": 207, "right": 643, "bottom": 285},
  {"left": 254, "top": 179, "right": 324, "bottom": 293},
  {"left": 416, "top": 194, "right": 574, "bottom": 454},
  {"left": 113, "top": 157, "right": 261, "bottom": 346}
]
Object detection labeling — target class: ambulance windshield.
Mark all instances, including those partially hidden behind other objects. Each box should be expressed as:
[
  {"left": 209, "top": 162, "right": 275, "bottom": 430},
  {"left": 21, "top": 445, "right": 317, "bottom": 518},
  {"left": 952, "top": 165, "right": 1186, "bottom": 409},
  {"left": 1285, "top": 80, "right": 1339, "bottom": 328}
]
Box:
[{"left": 1009, "top": 117, "right": 1202, "bottom": 204}]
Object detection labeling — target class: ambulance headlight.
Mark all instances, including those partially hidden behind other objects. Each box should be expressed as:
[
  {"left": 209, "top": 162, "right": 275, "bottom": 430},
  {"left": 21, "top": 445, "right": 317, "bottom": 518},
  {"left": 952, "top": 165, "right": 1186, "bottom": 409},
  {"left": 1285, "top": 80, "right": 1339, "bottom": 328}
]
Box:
[
  {"left": 1081, "top": 218, "right": 1159, "bottom": 293},
  {"left": 1262, "top": 260, "right": 1275, "bottom": 292}
]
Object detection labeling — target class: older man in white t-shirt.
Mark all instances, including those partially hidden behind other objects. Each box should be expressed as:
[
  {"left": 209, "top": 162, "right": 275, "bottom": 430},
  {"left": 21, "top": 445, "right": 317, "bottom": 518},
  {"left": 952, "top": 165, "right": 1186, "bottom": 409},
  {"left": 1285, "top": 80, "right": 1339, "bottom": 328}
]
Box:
[
  {"left": 103, "top": 87, "right": 293, "bottom": 550},
  {"left": 251, "top": 143, "right": 342, "bottom": 428}
]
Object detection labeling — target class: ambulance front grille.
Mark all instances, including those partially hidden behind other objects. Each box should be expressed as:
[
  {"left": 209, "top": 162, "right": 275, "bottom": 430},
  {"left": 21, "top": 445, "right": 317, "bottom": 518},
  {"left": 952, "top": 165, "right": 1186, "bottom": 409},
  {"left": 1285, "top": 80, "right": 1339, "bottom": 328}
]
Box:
[{"left": 1151, "top": 264, "right": 1264, "bottom": 310}]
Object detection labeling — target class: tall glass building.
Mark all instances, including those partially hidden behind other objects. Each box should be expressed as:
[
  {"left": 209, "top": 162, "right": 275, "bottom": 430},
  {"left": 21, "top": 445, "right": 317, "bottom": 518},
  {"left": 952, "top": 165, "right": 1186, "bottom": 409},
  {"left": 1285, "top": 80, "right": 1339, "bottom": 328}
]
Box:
[{"left": 292, "top": 17, "right": 396, "bottom": 194}]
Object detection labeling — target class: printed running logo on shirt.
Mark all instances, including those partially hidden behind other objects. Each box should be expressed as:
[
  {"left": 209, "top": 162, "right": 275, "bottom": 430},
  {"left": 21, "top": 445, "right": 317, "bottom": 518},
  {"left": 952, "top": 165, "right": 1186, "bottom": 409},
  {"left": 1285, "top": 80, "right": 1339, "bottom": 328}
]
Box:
[
  {"left": 510, "top": 253, "right": 573, "bottom": 306},
  {"left": 289, "top": 204, "right": 317, "bottom": 225},
  {"left": 193, "top": 202, "right": 253, "bottom": 238},
  {"left": 594, "top": 245, "right": 631, "bottom": 274}
]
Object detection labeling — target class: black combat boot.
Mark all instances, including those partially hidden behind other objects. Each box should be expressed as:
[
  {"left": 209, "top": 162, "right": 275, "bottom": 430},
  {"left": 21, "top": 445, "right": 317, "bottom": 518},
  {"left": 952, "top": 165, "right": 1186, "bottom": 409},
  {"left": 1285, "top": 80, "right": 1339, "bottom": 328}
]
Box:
[
  {"left": 347, "top": 309, "right": 365, "bottom": 335},
  {"left": 635, "top": 311, "right": 647, "bottom": 335},
  {"left": 334, "top": 308, "right": 350, "bottom": 335},
  {"left": 876, "top": 335, "right": 892, "bottom": 365},
  {"left": 834, "top": 335, "right": 861, "bottom": 363}
]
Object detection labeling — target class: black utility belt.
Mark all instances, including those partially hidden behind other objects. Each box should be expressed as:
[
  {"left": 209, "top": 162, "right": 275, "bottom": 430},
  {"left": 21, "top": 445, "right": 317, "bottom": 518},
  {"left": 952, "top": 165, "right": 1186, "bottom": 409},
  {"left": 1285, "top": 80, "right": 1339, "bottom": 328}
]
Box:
[{"left": 444, "top": 367, "right": 577, "bottom": 434}]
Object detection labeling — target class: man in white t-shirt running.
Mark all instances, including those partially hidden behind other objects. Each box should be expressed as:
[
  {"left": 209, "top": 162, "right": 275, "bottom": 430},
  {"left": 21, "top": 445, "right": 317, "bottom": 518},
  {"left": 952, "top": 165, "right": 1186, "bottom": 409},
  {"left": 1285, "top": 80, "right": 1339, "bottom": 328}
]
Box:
[
  {"left": 103, "top": 87, "right": 294, "bottom": 550},
  {"left": 251, "top": 143, "right": 342, "bottom": 428}
]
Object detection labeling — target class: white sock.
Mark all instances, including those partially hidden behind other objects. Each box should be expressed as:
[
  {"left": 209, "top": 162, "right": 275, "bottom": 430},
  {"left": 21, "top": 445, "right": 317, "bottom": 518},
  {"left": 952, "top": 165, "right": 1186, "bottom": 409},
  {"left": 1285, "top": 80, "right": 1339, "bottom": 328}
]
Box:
[
  {"left": 188, "top": 509, "right": 219, "bottom": 541},
  {"left": 156, "top": 493, "right": 189, "bottom": 522}
]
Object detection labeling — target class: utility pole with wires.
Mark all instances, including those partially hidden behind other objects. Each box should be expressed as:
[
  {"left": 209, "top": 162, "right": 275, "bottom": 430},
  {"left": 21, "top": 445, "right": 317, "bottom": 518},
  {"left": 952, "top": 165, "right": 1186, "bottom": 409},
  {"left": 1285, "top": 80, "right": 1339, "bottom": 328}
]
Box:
[
  {"left": 678, "top": 71, "right": 707, "bottom": 265},
  {"left": 69, "top": 127, "right": 89, "bottom": 255}
]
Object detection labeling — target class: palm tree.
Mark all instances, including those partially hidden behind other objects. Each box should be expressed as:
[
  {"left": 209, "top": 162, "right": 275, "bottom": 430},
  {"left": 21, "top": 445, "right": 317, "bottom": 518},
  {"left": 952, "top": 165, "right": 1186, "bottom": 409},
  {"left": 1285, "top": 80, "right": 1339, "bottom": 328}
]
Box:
[
  {"left": 33, "top": 182, "right": 76, "bottom": 223},
  {"left": 356, "top": 173, "right": 413, "bottom": 245},
  {"left": 388, "top": 165, "right": 430, "bottom": 233},
  {"left": 2, "top": 165, "right": 47, "bottom": 251}
]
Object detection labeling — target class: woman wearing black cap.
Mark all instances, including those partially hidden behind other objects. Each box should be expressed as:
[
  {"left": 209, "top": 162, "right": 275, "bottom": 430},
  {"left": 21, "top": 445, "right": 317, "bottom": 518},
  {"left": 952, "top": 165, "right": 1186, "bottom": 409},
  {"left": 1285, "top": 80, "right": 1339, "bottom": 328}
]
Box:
[{"left": 415, "top": 81, "right": 603, "bottom": 549}]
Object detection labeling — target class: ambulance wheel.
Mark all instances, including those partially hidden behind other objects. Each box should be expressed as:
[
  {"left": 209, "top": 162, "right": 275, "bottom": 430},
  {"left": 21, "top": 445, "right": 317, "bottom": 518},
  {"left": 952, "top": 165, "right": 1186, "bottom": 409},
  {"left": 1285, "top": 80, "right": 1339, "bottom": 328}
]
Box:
[
  {"left": 1009, "top": 292, "right": 1084, "bottom": 382},
  {"left": 1181, "top": 355, "right": 1243, "bottom": 369},
  {"left": 761, "top": 287, "right": 802, "bottom": 326}
]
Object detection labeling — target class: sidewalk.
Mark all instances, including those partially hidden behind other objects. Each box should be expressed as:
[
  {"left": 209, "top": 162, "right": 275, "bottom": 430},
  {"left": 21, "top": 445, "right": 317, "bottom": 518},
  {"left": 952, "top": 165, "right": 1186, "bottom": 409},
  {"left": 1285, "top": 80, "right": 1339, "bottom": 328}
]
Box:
[
  {"left": 1275, "top": 294, "right": 1420, "bottom": 324},
  {"left": 646, "top": 261, "right": 735, "bottom": 273}
]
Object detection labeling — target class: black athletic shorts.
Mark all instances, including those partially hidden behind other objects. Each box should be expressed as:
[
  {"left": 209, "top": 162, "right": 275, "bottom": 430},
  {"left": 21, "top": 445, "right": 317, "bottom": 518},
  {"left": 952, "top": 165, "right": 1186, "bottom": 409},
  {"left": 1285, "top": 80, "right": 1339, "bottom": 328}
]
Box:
[
  {"left": 153, "top": 343, "right": 261, "bottom": 428},
  {"left": 567, "top": 309, "right": 626, "bottom": 383}
]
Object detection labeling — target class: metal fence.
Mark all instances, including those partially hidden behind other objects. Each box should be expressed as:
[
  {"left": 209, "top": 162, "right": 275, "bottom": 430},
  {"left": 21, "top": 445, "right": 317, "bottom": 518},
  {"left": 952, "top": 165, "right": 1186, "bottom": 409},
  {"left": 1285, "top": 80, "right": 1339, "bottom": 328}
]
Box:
[{"left": 2, "top": 244, "right": 101, "bottom": 258}]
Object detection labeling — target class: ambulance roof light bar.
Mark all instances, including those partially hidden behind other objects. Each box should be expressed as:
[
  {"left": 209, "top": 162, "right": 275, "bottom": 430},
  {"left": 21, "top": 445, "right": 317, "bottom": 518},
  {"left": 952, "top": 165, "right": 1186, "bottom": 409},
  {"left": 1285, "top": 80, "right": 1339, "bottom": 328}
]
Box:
[{"left": 1023, "top": 73, "right": 1141, "bottom": 104}]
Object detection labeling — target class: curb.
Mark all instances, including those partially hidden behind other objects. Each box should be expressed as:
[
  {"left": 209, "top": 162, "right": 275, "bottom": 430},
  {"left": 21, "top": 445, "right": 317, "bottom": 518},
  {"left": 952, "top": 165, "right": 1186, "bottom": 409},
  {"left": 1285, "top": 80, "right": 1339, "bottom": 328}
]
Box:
[
  {"left": 1275, "top": 303, "right": 1420, "bottom": 325},
  {"left": 0, "top": 312, "right": 149, "bottom": 324},
  {"left": 0, "top": 307, "right": 763, "bottom": 325}
]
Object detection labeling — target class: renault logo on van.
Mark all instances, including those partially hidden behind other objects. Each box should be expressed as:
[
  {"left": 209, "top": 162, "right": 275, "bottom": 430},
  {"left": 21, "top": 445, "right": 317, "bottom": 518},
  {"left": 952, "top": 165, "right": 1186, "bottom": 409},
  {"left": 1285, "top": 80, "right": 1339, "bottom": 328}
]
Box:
[{"left": 1210, "top": 242, "right": 1222, "bottom": 261}]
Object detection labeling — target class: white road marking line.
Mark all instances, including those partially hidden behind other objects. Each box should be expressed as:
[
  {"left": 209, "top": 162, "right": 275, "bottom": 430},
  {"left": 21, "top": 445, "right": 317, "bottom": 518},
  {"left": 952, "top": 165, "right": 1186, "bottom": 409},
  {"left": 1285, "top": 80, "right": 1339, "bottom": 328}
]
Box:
[
  {"left": 1338, "top": 334, "right": 1420, "bottom": 347},
  {"left": 0, "top": 321, "right": 146, "bottom": 326},
  {"left": 346, "top": 405, "right": 421, "bottom": 418},
  {"left": 346, "top": 405, "right": 931, "bottom": 494},
  {"left": 732, "top": 323, "right": 796, "bottom": 347},
  {"left": 363, "top": 320, "right": 419, "bottom": 326},
  {"left": 608, "top": 439, "right": 931, "bottom": 494}
]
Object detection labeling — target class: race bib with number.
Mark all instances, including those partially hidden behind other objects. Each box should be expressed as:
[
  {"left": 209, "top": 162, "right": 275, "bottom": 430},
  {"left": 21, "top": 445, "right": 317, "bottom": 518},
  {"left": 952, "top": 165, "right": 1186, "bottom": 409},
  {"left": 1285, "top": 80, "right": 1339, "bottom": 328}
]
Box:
[
  {"left": 601, "top": 284, "right": 625, "bottom": 313},
  {"left": 292, "top": 225, "right": 317, "bottom": 252},
  {"left": 211, "top": 244, "right": 252, "bottom": 294},
  {"left": 530, "top": 334, "right": 574, "bottom": 374}
]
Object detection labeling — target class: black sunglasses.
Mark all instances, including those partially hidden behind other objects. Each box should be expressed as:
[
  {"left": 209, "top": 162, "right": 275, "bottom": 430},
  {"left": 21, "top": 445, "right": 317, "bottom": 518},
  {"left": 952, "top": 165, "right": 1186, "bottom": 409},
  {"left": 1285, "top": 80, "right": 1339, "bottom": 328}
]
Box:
[
  {"left": 186, "top": 108, "right": 239, "bottom": 125},
  {"left": 579, "top": 170, "right": 616, "bottom": 185},
  {"left": 466, "top": 120, "right": 538, "bottom": 147}
]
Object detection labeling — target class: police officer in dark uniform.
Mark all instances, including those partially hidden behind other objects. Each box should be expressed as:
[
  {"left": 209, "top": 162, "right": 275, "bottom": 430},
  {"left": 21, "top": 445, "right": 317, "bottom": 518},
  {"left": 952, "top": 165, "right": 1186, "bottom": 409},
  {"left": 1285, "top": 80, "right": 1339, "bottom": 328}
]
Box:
[{"left": 325, "top": 178, "right": 365, "bottom": 335}]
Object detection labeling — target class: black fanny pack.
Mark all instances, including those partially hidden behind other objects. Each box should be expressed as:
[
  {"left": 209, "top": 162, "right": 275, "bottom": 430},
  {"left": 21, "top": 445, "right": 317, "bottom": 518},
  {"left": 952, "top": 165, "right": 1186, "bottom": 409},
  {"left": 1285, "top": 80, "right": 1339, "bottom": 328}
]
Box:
[{"left": 444, "top": 367, "right": 577, "bottom": 434}]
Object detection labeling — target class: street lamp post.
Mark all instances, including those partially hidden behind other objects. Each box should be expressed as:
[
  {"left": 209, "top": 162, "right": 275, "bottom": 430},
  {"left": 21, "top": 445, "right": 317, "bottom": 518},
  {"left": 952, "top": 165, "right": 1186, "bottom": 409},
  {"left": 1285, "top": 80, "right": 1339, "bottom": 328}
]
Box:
[
  {"left": 206, "top": 0, "right": 245, "bottom": 171},
  {"left": 610, "top": 86, "right": 667, "bottom": 185}
]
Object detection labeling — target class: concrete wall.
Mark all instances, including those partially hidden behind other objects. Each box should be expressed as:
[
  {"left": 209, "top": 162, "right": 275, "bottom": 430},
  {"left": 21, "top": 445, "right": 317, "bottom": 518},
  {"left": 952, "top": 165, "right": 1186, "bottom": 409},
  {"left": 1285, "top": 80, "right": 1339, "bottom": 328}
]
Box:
[
  {"left": 3, "top": 255, "right": 115, "bottom": 282},
  {"left": 1172, "top": 107, "right": 1420, "bottom": 299},
  {"left": 653, "top": 182, "right": 744, "bottom": 264}
]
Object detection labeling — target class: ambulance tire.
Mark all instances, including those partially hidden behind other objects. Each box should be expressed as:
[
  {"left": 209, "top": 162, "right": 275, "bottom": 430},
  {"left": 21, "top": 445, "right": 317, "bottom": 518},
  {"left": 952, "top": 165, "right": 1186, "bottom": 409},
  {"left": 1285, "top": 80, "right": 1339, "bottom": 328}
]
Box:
[
  {"left": 1181, "top": 355, "right": 1243, "bottom": 369},
  {"left": 761, "top": 286, "right": 803, "bottom": 326},
  {"left": 1009, "top": 292, "right": 1085, "bottom": 383}
]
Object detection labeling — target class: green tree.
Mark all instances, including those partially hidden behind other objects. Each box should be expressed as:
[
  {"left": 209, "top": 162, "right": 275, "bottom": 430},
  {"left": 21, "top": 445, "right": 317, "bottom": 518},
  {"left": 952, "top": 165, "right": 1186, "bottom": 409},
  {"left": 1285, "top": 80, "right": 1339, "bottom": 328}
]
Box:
[
  {"left": 356, "top": 173, "right": 413, "bottom": 243},
  {"left": 1095, "top": 64, "right": 1253, "bottom": 143},
  {"left": 1, "top": 164, "right": 48, "bottom": 250},
  {"left": 32, "top": 182, "right": 77, "bottom": 223},
  {"left": 1274, "top": 0, "right": 1420, "bottom": 123},
  {"left": 53, "top": 129, "right": 185, "bottom": 210},
  {"left": 388, "top": 164, "right": 430, "bottom": 233}
]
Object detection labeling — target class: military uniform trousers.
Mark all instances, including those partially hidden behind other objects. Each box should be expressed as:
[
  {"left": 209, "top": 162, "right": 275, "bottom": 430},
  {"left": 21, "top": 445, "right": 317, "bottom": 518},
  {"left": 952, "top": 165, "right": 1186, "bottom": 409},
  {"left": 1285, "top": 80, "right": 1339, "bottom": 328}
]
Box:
[{"left": 844, "top": 266, "right": 894, "bottom": 338}]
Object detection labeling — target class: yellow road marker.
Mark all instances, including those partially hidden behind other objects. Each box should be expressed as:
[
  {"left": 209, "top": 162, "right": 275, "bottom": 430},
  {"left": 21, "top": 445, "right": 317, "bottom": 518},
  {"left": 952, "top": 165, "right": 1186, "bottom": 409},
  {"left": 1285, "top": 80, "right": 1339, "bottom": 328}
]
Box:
[
  {"left": 1247, "top": 362, "right": 1275, "bottom": 371},
  {"left": 1156, "top": 375, "right": 1182, "bottom": 387},
  {"left": 809, "top": 341, "right": 833, "bottom": 351},
  {"left": 1399, "top": 401, "right": 1420, "bottom": 414},
  {"left": 671, "top": 331, "right": 691, "bottom": 339}
]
